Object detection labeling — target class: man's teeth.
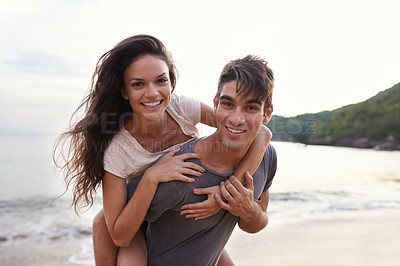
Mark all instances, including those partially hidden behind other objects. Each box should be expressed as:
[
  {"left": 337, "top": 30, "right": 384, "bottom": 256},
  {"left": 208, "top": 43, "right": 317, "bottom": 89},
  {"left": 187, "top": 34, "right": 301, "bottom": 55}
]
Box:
[
  {"left": 227, "top": 127, "right": 245, "bottom": 133},
  {"left": 142, "top": 101, "right": 161, "bottom": 107}
]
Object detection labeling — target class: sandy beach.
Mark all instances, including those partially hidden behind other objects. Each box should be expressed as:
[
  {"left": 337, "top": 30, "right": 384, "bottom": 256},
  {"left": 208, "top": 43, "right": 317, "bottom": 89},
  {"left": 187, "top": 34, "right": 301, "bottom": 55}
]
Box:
[
  {"left": 1, "top": 209, "right": 399, "bottom": 266},
  {"left": 228, "top": 209, "right": 400, "bottom": 266}
]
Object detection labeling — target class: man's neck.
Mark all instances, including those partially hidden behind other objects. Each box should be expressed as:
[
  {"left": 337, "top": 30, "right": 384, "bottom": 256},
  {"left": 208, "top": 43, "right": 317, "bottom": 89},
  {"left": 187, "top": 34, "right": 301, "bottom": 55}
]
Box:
[{"left": 194, "top": 134, "right": 249, "bottom": 174}]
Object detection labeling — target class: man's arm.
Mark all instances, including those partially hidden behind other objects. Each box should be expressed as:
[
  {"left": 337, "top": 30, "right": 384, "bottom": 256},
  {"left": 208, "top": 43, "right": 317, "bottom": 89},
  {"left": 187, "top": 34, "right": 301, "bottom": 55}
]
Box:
[
  {"left": 215, "top": 172, "right": 269, "bottom": 233},
  {"left": 238, "top": 190, "right": 269, "bottom": 233}
]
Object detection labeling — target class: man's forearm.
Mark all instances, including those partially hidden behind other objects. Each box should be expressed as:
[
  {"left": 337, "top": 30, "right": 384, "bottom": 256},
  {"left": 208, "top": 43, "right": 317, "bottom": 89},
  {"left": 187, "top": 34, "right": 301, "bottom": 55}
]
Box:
[{"left": 238, "top": 202, "right": 269, "bottom": 233}]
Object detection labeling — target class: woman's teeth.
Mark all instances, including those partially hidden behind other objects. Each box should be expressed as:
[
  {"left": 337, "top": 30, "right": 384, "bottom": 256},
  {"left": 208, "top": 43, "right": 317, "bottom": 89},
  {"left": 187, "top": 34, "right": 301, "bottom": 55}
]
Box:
[{"left": 142, "top": 101, "right": 161, "bottom": 107}]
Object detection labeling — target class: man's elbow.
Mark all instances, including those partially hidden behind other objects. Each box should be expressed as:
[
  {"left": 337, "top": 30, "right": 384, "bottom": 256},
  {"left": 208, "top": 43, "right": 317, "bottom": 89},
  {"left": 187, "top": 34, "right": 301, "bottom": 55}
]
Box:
[
  {"left": 240, "top": 223, "right": 268, "bottom": 234},
  {"left": 239, "top": 214, "right": 269, "bottom": 234}
]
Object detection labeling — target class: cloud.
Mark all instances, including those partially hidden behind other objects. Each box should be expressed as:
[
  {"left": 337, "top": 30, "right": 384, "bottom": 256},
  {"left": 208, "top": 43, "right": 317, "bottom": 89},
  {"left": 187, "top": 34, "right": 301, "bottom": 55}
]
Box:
[{"left": 4, "top": 52, "right": 85, "bottom": 76}]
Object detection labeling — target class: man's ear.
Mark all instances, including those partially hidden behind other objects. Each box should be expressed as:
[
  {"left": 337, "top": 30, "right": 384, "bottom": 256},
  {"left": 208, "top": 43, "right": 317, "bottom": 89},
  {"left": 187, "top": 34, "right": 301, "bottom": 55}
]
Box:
[
  {"left": 121, "top": 87, "right": 129, "bottom": 100},
  {"left": 263, "top": 104, "right": 273, "bottom": 124},
  {"left": 213, "top": 95, "right": 219, "bottom": 111}
]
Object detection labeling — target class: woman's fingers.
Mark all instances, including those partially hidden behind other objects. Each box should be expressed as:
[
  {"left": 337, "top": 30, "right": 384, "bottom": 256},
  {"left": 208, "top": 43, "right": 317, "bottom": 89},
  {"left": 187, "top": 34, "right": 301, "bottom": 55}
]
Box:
[
  {"left": 219, "top": 181, "right": 234, "bottom": 202},
  {"left": 175, "top": 174, "right": 196, "bottom": 183},
  {"left": 180, "top": 208, "right": 215, "bottom": 220},
  {"left": 166, "top": 147, "right": 181, "bottom": 156},
  {"left": 182, "top": 162, "right": 205, "bottom": 173},
  {"left": 181, "top": 201, "right": 205, "bottom": 210},
  {"left": 222, "top": 179, "right": 241, "bottom": 200},
  {"left": 181, "top": 168, "right": 202, "bottom": 177},
  {"left": 180, "top": 208, "right": 205, "bottom": 215},
  {"left": 188, "top": 213, "right": 213, "bottom": 220},
  {"left": 215, "top": 193, "right": 229, "bottom": 210},
  {"left": 176, "top": 152, "right": 202, "bottom": 160}
]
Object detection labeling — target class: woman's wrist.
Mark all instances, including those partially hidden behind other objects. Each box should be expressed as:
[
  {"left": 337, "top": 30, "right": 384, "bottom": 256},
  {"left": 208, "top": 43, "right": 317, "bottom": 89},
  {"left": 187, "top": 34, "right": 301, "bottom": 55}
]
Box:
[{"left": 142, "top": 168, "right": 160, "bottom": 186}]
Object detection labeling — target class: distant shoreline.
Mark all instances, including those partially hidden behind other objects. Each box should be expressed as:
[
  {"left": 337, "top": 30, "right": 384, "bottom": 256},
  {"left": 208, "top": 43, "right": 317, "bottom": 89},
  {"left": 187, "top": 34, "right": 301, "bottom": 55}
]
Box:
[
  {"left": 272, "top": 136, "right": 400, "bottom": 151},
  {"left": 267, "top": 83, "right": 400, "bottom": 151}
]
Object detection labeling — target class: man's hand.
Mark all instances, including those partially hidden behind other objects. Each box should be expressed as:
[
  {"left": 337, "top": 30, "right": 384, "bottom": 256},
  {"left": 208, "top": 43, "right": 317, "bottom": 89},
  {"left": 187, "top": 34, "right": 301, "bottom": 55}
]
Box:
[
  {"left": 180, "top": 186, "right": 222, "bottom": 220},
  {"left": 214, "top": 172, "right": 258, "bottom": 222}
]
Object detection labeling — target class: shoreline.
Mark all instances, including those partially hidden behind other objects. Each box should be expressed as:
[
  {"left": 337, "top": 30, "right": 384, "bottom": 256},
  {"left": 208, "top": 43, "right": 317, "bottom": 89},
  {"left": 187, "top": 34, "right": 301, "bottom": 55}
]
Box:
[
  {"left": 1, "top": 209, "right": 399, "bottom": 265},
  {"left": 272, "top": 138, "right": 400, "bottom": 151}
]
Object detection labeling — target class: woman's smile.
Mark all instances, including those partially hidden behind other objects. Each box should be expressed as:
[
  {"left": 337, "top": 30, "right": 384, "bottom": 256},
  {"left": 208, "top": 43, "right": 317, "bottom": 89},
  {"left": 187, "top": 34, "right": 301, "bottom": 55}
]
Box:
[{"left": 141, "top": 100, "right": 163, "bottom": 110}]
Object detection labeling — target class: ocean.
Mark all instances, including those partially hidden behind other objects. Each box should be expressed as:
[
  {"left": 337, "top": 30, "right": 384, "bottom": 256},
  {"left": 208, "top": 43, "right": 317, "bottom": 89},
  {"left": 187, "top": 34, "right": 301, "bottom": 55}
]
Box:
[{"left": 0, "top": 133, "right": 399, "bottom": 265}]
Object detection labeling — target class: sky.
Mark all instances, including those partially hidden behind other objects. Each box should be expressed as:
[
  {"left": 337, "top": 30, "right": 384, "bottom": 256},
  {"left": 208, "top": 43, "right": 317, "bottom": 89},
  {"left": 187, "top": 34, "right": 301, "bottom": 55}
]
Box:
[{"left": 0, "top": 0, "right": 399, "bottom": 133}]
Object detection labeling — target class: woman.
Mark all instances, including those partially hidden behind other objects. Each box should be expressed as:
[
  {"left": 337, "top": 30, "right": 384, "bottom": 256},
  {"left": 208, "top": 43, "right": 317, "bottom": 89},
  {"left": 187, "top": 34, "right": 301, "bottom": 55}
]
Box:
[{"left": 54, "top": 34, "right": 271, "bottom": 265}]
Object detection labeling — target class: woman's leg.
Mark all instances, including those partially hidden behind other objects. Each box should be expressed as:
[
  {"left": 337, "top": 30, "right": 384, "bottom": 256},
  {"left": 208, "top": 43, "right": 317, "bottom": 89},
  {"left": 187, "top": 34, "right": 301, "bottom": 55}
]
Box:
[
  {"left": 92, "top": 209, "right": 119, "bottom": 266},
  {"left": 116, "top": 224, "right": 147, "bottom": 266},
  {"left": 217, "top": 248, "right": 235, "bottom": 266}
]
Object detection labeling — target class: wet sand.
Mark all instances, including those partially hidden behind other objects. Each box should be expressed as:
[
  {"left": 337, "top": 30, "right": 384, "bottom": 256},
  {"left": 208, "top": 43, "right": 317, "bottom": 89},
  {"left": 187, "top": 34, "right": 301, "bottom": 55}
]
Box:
[
  {"left": 0, "top": 237, "right": 87, "bottom": 266},
  {"left": 228, "top": 209, "right": 400, "bottom": 266},
  {"left": 1, "top": 210, "right": 399, "bottom": 266}
]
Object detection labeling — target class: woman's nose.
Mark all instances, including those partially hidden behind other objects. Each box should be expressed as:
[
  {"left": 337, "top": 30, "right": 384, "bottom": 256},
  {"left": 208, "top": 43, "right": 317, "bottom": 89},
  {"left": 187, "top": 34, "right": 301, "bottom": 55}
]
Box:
[{"left": 146, "top": 83, "right": 159, "bottom": 97}]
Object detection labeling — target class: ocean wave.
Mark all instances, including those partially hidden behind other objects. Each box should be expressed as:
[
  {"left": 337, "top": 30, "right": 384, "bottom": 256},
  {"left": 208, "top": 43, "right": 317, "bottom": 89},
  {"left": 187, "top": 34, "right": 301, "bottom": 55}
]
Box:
[
  {"left": 268, "top": 188, "right": 400, "bottom": 219},
  {"left": 0, "top": 196, "right": 99, "bottom": 243},
  {"left": 1, "top": 188, "right": 399, "bottom": 243}
]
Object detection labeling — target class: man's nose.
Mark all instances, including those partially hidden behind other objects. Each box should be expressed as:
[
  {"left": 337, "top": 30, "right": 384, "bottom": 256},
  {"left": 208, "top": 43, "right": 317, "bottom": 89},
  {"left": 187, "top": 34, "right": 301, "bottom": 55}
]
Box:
[{"left": 228, "top": 108, "right": 245, "bottom": 126}]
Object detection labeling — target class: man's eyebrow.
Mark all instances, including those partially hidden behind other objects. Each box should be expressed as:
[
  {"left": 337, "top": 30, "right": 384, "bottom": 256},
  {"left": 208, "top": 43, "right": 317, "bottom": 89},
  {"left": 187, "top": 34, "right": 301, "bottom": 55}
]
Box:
[
  {"left": 129, "top": 72, "right": 167, "bottom": 82},
  {"left": 219, "top": 95, "right": 234, "bottom": 102},
  {"left": 246, "top": 98, "right": 262, "bottom": 106}
]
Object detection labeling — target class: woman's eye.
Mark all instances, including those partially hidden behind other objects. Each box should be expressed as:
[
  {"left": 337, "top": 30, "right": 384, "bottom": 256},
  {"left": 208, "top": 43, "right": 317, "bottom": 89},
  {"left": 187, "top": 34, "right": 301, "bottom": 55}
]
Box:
[
  {"left": 131, "top": 82, "right": 144, "bottom": 88},
  {"left": 156, "top": 78, "right": 168, "bottom": 84}
]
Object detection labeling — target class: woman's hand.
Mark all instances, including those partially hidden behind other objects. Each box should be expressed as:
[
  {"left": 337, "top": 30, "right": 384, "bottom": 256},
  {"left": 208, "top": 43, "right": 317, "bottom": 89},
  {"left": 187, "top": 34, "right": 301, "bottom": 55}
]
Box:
[
  {"left": 145, "top": 148, "right": 205, "bottom": 184},
  {"left": 180, "top": 185, "right": 222, "bottom": 220}
]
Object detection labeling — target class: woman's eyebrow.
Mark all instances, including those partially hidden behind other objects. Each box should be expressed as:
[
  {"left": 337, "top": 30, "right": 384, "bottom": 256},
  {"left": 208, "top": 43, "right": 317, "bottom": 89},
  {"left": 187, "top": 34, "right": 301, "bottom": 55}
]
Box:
[{"left": 129, "top": 72, "right": 167, "bottom": 82}]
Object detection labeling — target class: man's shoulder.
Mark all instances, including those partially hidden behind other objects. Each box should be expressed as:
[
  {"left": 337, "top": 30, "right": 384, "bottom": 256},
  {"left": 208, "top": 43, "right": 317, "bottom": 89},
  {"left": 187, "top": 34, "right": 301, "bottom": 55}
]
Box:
[
  {"left": 175, "top": 138, "right": 200, "bottom": 155},
  {"left": 256, "top": 144, "right": 277, "bottom": 171},
  {"left": 251, "top": 143, "right": 277, "bottom": 197},
  {"left": 265, "top": 143, "right": 277, "bottom": 161}
]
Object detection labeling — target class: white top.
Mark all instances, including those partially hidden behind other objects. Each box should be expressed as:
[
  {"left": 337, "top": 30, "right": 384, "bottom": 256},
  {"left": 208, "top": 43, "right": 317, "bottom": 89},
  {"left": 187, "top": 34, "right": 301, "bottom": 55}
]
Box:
[{"left": 103, "top": 94, "right": 201, "bottom": 179}]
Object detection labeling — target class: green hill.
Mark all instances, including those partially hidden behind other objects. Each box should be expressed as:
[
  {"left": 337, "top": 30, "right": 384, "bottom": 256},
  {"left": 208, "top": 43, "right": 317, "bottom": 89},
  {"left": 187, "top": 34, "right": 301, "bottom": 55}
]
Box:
[{"left": 267, "top": 82, "right": 400, "bottom": 150}]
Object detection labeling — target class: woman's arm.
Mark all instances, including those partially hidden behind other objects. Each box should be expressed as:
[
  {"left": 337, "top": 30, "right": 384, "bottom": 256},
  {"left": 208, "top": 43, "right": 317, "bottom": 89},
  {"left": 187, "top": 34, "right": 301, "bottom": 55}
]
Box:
[
  {"left": 103, "top": 149, "right": 205, "bottom": 247},
  {"left": 200, "top": 102, "right": 217, "bottom": 127},
  {"left": 234, "top": 125, "right": 272, "bottom": 182},
  {"left": 102, "top": 170, "right": 158, "bottom": 247}
]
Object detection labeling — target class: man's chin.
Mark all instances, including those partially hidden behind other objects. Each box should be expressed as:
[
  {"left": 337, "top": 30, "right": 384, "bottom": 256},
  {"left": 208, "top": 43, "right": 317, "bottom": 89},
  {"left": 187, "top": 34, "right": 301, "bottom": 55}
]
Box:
[{"left": 221, "top": 140, "right": 248, "bottom": 151}]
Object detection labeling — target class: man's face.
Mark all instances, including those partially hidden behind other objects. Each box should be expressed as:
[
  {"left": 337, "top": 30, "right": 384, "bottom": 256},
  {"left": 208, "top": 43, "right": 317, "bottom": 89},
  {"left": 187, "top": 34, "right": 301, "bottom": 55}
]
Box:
[{"left": 214, "top": 80, "right": 272, "bottom": 151}]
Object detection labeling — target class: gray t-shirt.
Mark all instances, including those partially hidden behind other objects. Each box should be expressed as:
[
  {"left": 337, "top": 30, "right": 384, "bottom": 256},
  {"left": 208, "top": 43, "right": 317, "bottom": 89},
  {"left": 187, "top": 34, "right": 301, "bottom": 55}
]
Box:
[{"left": 127, "top": 138, "right": 277, "bottom": 266}]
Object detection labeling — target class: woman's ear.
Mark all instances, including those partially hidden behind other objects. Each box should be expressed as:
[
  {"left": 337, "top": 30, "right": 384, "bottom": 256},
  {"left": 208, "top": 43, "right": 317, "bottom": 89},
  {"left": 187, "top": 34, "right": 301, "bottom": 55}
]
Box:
[{"left": 121, "top": 88, "right": 129, "bottom": 100}]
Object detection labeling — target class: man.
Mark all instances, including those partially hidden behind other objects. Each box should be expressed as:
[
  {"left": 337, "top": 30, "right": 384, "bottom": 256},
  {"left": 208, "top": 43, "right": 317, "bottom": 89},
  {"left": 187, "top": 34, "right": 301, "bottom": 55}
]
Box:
[{"left": 127, "top": 55, "right": 277, "bottom": 265}]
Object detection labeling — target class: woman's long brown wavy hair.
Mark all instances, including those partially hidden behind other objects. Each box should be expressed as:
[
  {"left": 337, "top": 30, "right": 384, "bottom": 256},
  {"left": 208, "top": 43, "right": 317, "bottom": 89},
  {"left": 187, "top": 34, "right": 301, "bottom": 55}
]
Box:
[{"left": 53, "top": 35, "right": 177, "bottom": 214}]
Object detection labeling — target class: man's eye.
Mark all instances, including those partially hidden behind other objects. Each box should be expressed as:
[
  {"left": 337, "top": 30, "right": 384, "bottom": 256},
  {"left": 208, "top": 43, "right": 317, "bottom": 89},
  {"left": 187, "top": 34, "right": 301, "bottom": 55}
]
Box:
[
  {"left": 247, "top": 105, "right": 258, "bottom": 111},
  {"left": 221, "top": 101, "right": 233, "bottom": 107}
]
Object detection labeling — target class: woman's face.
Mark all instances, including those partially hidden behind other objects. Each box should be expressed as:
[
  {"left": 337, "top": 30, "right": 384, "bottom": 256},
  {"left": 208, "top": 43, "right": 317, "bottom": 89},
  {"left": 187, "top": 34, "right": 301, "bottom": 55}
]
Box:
[{"left": 122, "top": 54, "right": 172, "bottom": 123}]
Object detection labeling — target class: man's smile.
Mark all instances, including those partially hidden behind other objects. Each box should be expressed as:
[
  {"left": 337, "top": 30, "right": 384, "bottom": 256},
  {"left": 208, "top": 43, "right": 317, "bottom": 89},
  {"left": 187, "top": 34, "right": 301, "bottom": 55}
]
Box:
[{"left": 225, "top": 125, "right": 246, "bottom": 135}]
